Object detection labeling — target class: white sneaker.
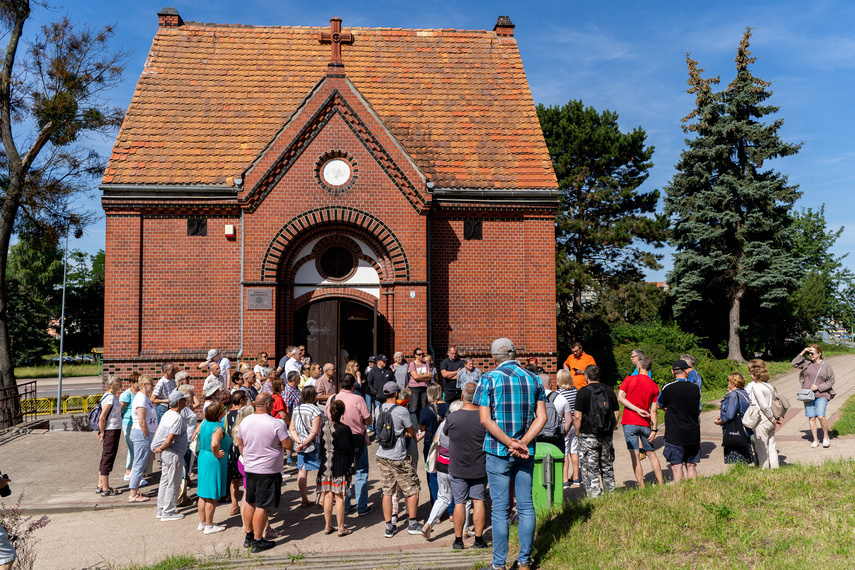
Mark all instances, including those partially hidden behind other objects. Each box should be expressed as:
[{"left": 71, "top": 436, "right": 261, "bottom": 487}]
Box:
[
  {"left": 161, "top": 513, "right": 185, "bottom": 521},
  {"left": 197, "top": 522, "right": 206, "bottom": 531},
  {"left": 204, "top": 525, "right": 226, "bottom": 534},
  {"left": 155, "top": 511, "right": 162, "bottom": 519},
  {"left": 811, "top": 440, "right": 819, "bottom": 448},
  {"left": 140, "top": 478, "right": 148, "bottom": 486},
  {"left": 123, "top": 474, "right": 131, "bottom": 481},
  {"left": 823, "top": 438, "right": 830, "bottom": 448}
]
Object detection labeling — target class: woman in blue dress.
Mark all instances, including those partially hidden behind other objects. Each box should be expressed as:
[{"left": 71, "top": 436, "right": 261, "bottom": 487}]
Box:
[{"left": 196, "top": 402, "right": 230, "bottom": 534}]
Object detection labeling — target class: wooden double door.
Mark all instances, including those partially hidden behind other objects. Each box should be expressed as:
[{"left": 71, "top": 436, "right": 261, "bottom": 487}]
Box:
[{"left": 302, "top": 298, "right": 380, "bottom": 372}]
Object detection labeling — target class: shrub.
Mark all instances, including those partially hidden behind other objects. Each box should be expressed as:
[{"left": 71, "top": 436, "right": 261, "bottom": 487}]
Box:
[{"left": 0, "top": 494, "right": 50, "bottom": 570}]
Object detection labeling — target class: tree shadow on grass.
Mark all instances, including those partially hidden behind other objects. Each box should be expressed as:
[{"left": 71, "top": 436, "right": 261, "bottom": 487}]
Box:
[{"left": 531, "top": 500, "right": 594, "bottom": 564}]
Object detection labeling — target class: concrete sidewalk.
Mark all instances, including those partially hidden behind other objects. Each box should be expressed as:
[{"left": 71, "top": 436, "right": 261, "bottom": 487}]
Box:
[{"left": 3, "top": 355, "right": 853, "bottom": 569}]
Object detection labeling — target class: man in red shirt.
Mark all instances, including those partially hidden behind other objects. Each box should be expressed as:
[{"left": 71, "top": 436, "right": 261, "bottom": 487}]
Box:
[
  {"left": 617, "top": 355, "right": 664, "bottom": 487},
  {"left": 563, "top": 342, "right": 596, "bottom": 390}
]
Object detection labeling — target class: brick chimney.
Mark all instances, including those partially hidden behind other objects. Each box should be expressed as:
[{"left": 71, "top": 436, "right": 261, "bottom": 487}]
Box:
[
  {"left": 493, "top": 16, "right": 515, "bottom": 37},
  {"left": 158, "top": 7, "right": 184, "bottom": 28}
]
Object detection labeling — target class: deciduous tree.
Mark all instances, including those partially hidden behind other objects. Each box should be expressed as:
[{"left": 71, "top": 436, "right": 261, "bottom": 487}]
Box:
[
  {"left": 663, "top": 28, "right": 802, "bottom": 362},
  {"left": 0, "top": 0, "right": 128, "bottom": 426},
  {"left": 537, "top": 100, "right": 667, "bottom": 346}
]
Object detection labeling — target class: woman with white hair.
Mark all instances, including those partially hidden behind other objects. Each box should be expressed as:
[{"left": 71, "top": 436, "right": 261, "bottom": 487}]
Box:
[
  {"left": 96, "top": 375, "right": 124, "bottom": 496},
  {"left": 392, "top": 352, "right": 408, "bottom": 391}
]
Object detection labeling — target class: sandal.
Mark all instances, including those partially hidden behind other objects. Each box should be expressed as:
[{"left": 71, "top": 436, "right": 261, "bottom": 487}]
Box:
[
  {"left": 96, "top": 486, "right": 104, "bottom": 494},
  {"left": 324, "top": 527, "right": 335, "bottom": 535},
  {"left": 265, "top": 529, "right": 285, "bottom": 539},
  {"left": 128, "top": 495, "right": 150, "bottom": 503},
  {"left": 300, "top": 501, "right": 313, "bottom": 509},
  {"left": 100, "top": 488, "right": 123, "bottom": 497},
  {"left": 337, "top": 527, "right": 353, "bottom": 537}
]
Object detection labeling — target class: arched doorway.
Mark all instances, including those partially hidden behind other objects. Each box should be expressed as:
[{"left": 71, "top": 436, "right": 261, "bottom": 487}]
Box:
[{"left": 294, "top": 298, "right": 386, "bottom": 372}]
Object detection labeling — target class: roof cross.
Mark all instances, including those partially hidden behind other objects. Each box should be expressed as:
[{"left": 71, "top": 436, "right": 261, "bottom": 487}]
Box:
[{"left": 318, "top": 17, "right": 353, "bottom": 74}]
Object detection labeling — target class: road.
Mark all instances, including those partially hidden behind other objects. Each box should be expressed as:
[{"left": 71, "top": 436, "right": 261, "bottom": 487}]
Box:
[{"left": 29, "top": 375, "right": 103, "bottom": 398}]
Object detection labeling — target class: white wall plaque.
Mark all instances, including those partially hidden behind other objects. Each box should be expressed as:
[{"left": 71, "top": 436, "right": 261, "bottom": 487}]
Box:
[{"left": 247, "top": 289, "right": 273, "bottom": 310}]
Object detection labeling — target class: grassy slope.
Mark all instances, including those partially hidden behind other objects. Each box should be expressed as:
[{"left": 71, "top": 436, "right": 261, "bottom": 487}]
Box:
[
  {"left": 531, "top": 460, "right": 855, "bottom": 569},
  {"left": 14, "top": 364, "right": 98, "bottom": 379}
]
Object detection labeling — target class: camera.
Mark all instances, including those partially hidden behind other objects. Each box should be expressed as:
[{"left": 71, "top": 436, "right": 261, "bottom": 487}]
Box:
[{"left": 0, "top": 471, "right": 10, "bottom": 497}]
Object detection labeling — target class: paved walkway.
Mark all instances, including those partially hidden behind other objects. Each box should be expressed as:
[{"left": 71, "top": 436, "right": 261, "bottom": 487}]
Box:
[{"left": 3, "top": 355, "right": 854, "bottom": 569}]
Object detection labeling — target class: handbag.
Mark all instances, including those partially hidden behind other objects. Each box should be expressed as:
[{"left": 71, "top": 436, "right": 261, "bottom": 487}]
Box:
[
  {"left": 796, "top": 388, "right": 815, "bottom": 402},
  {"left": 722, "top": 415, "right": 750, "bottom": 448},
  {"left": 425, "top": 419, "right": 445, "bottom": 473},
  {"left": 769, "top": 385, "right": 790, "bottom": 420},
  {"left": 742, "top": 396, "right": 762, "bottom": 430}
]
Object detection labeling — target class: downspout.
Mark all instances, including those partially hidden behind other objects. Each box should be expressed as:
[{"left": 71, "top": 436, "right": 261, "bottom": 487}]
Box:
[
  {"left": 239, "top": 207, "right": 245, "bottom": 362},
  {"left": 426, "top": 190, "right": 434, "bottom": 360}
]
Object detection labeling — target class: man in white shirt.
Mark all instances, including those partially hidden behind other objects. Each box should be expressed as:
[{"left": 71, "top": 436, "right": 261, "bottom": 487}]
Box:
[
  {"left": 151, "top": 390, "right": 189, "bottom": 521},
  {"left": 152, "top": 362, "right": 176, "bottom": 423},
  {"left": 198, "top": 348, "right": 230, "bottom": 388}
]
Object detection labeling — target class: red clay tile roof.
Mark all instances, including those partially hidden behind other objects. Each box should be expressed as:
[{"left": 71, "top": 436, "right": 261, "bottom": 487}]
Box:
[{"left": 103, "top": 21, "right": 557, "bottom": 189}]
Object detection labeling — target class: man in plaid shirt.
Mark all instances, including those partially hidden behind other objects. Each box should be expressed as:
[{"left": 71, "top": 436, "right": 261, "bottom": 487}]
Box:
[{"left": 473, "top": 338, "right": 547, "bottom": 570}]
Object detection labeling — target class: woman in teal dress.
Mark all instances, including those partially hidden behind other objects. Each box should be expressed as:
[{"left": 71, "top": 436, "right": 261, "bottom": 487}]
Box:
[{"left": 196, "top": 402, "right": 230, "bottom": 534}]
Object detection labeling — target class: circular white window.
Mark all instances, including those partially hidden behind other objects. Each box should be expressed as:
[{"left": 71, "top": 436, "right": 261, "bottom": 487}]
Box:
[{"left": 322, "top": 159, "right": 351, "bottom": 187}]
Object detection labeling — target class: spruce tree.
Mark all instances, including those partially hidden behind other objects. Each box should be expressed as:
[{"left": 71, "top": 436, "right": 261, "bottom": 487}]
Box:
[{"left": 663, "top": 28, "right": 802, "bottom": 361}]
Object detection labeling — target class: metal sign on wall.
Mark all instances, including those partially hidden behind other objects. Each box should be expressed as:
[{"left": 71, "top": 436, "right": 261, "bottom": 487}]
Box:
[{"left": 247, "top": 289, "right": 273, "bottom": 310}]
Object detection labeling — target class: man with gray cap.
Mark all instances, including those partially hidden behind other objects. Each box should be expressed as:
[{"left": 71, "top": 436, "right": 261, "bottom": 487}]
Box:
[
  {"left": 376, "top": 380, "right": 421, "bottom": 538},
  {"left": 151, "top": 390, "right": 190, "bottom": 521},
  {"left": 473, "top": 338, "right": 547, "bottom": 570}
]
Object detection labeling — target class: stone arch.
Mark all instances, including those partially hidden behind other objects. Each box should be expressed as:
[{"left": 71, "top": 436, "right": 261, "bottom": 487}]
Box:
[
  {"left": 261, "top": 206, "right": 409, "bottom": 282},
  {"left": 292, "top": 287, "right": 380, "bottom": 311}
]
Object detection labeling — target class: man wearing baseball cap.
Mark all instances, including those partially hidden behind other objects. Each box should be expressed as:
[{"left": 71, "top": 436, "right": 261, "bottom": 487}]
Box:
[
  {"left": 376, "top": 381, "right": 421, "bottom": 538},
  {"left": 656, "top": 360, "right": 701, "bottom": 482},
  {"left": 151, "top": 390, "right": 190, "bottom": 521},
  {"left": 473, "top": 338, "right": 547, "bottom": 570},
  {"left": 198, "top": 348, "right": 231, "bottom": 389}
]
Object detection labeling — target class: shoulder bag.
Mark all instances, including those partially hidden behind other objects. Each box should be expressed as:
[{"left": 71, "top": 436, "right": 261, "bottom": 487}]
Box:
[
  {"left": 768, "top": 384, "right": 790, "bottom": 420},
  {"left": 722, "top": 391, "right": 751, "bottom": 448},
  {"left": 742, "top": 390, "right": 762, "bottom": 430}
]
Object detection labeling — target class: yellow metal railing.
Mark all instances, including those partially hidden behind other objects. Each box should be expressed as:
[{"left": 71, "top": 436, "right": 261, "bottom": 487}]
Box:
[{"left": 26, "top": 394, "right": 103, "bottom": 416}]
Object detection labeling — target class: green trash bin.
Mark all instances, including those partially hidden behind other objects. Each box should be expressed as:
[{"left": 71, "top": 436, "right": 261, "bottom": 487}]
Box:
[{"left": 532, "top": 442, "right": 564, "bottom": 512}]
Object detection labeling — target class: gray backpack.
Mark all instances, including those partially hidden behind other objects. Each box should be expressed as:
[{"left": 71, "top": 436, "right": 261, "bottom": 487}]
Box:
[{"left": 539, "top": 392, "right": 562, "bottom": 438}]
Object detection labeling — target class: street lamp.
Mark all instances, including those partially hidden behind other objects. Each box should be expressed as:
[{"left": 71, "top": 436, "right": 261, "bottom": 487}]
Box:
[{"left": 56, "top": 223, "right": 83, "bottom": 415}]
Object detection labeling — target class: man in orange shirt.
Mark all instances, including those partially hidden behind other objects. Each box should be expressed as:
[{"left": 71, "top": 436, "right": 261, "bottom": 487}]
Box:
[{"left": 563, "top": 342, "right": 596, "bottom": 390}]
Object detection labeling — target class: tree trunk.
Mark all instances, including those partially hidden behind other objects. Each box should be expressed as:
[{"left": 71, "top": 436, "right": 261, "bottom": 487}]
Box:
[
  {"left": 0, "top": 173, "right": 24, "bottom": 428},
  {"left": 727, "top": 283, "right": 746, "bottom": 362}
]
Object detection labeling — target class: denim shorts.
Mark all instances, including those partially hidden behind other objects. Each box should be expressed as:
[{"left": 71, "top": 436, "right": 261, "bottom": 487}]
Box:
[
  {"left": 0, "top": 526, "right": 16, "bottom": 564},
  {"left": 804, "top": 397, "right": 829, "bottom": 418},
  {"left": 297, "top": 449, "right": 320, "bottom": 471},
  {"left": 622, "top": 424, "right": 654, "bottom": 452},
  {"left": 663, "top": 442, "right": 701, "bottom": 465}
]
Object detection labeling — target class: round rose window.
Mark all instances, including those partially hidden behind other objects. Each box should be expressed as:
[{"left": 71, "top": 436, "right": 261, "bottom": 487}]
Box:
[
  {"left": 322, "top": 159, "right": 351, "bottom": 187},
  {"left": 319, "top": 246, "right": 355, "bottom": 279}
]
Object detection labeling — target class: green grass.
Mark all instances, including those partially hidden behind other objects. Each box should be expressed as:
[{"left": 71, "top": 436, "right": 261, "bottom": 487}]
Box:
[
  {"left": 528, "top": 459, "right": 855, "bottom": 569},
  {"left": 830, "top": 395, "right": 855, "bottom": 437},
  {"left": 117, "top": 555, "right": 199, "bottom": 570},
  {"left": 14, "top": 363, "right": 98, "bottom": 379}
]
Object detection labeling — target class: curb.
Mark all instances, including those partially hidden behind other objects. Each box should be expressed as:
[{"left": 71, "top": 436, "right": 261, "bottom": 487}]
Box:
[{"left": 21, "top": 500, "right": 157, "bottom": 515}]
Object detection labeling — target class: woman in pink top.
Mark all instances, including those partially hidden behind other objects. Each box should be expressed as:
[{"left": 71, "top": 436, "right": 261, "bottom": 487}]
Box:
[{"left": 407, "top": 348, "right": 431, "bottom": 417}]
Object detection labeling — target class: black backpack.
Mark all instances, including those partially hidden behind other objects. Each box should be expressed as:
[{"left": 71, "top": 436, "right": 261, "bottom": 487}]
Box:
[
  {"left": 586, "top": 383, "right": 614, "bottom": 435},
  {"left": 539, "top": 392, "right": 562, "bottom": 438},
  {"left": 375, "top": 404, "right": 399, "bottom": 448}
]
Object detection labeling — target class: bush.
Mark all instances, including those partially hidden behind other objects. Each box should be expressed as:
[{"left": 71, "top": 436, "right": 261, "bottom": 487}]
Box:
[
  {"left": 606, "top": 321, "right": 737, "bottom": 391},
  {"left": 0, "top": 494, "right": 50, "bottom": 570}
]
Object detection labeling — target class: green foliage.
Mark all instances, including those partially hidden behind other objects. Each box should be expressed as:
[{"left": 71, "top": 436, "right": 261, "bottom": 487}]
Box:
[
  {"left": 788, "top": 206, "right": 854, "bottom": 332},
  {"left": 606, "top": 321, "right": 735, "bottom": 390},
  {"left": 830, "top": 395, "right": 855, "bottom": 437},
  {"left": 664, "top": 28, "right": 802, "bottom": 361},
  {"left": 537, "top": 100, "right": 668, "bottom": 344},
  {"left": 5, "top": 274, "right": 54, "bottom": 366}
]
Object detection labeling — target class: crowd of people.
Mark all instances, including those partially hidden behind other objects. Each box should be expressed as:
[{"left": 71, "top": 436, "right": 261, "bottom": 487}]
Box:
[{"left": 86, "top": 340, "right": 838, "bottom": 570}]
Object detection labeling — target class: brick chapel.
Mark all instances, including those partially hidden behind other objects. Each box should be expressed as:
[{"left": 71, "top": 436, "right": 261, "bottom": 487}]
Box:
[{"left": 101, "top": 9, "right": 559, "bottom": 383}]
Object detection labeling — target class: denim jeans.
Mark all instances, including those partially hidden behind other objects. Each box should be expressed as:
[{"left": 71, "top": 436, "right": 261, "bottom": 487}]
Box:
[
  {"left": 345, "top": 445, "right": 370, "bottom": 513},
  {"left": 364, "top": 394, "right": 374, "bottom": 429},
  {"left": 486, "top": 453, "right": 535, "bottom": 568},
  {"left": 129, "top": 428, "right": 152, "bottom": 490},
  {"left": 155, "top": 404, "right": 168, "bottom": 424},
  {"left": 122, "top": 423, "right": 134, "bottom": 471}
]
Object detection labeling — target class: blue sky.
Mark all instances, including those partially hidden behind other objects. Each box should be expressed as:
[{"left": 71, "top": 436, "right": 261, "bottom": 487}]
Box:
[{"left": 22, "top": 0, "right": 855, "bottom": 281}]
